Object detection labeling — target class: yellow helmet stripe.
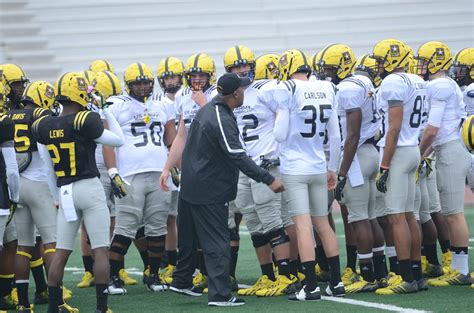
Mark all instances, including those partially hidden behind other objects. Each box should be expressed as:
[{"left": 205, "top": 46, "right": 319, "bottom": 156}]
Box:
[
  {"left": 165, "top": 57, "right": 170, "bottom": 73},
  {"left": 454, "top": 48, "right": 467, "bottom": 63},
  {"left": 103, "top": 70, "right": 117, "bottom": 96},
  {"left": 56, "top": 73, "right": 68, "bottom": 97},
  {"left": 235, "top": 45, "right": 242, "bottom": 60},
  {"left": 194, "top": 53, "right": 202, "bottom": 69}
]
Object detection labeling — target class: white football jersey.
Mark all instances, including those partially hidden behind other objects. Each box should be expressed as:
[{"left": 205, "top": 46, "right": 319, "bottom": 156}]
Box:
[
  {"left": 464, "top": 83, "right": 474, "bottom": 115},
  {"left": 107, "top": 94, "right": 175, "bottom": 177},
  {"left": 278, "top": 79, "right": 338, "bottom": 175},
  {"left": 426, "top": 77, "right": 465, "bottom": 147},
  {"left": 337, "top": 75, "right": 381, "bottom": 147},
  {"left": 379, "top": 73, "right": 427, "bottom": 147},
  {"left": 233, "top": 80, "right": 288, "bottom": 164},
  {"left": 21, "top": 151, "right": 46, "bottom": 181},
  {"left": 175, "top": 86, "right": 217, "bottom": 129}
]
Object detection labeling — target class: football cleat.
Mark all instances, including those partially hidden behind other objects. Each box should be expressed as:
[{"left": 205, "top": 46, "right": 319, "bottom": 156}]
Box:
[
  {"left": 377, "top": 277, "right": 389, "bottom": 289},
  {"left": 345, "top": 277, "right": 378, "bottom": 294},
  {"left": 33, "top": 290, "right": 48, "bottom": 305},
  {"left": 255, "top": 275, "right": 298, "bottom": 297},
  {"left": 58, "top": 303, "right": 79, "bottom": 313},
  {"left": 77, "top": 271, "right": 95, "bottom": 288},
  {"left": 386, "top": 272, "right": 399, "bottom": 286},
  {"left": 192, "top": 271, "right": 207, "bottom": 289},
  {"left": 315, "top": 264, "right": 330, "bottom": 282},
  {"left": 237, "top": 275, "right": 274, "bottom": 296},
  {"left": 417, "top": 278, "right": 429, "bottom": 291},
  {"left": 341, "top": 267, "right": 360, "bottom": 286},
  {"left": 0, "top": 295, "right": 16, "bottom": 310},
  {"left": 107, "top": 275, "right": 127, "bottom": 295},
  {"left": 17, "top": 304, "right": 34, "bottom": 312},
  {"left": 288, "top": 285, "right": 321, "bottom": 301},
  {"left": 375, "top": 275, "right": 418, "bottom": 295},
  {"left": 421, "top": 256, "right": 428, "bottom": 273},
  {"left": 145, "top": 274, "right": 168, "bottom": 292},
  {"left": 208, "top": 296, "right": 245, "bottom": 307},
  {"left": 119, "top": 269, "right": 137, "bottom": 286},
  {"left": 324, "top": 281, "right": 345, "bottom": 297},
  {"left": 427, "top": 269, "right": 472, "bottom": 287},
  {"left": 423, "top": 263, "right": 443, "bottom": 278},
  {"left": 63, "top": 287, "right": 72, "bottom": 301},
  {"left": 169, "top": 285, "right": 203, "bottom": 297},
  {"left": 159, "top": 265, "right": 175, "bottom": 285},
  {"left": 11, "top": 288, "right": 18, "bottom": 304},
  {"left": 143, "top": 266, "right": 150, "bottom": 284},
  {"left": 441, "top": 251, "right": 452, "bottom": 274}
]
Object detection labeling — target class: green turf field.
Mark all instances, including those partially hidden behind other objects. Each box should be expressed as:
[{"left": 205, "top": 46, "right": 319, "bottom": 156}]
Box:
[{"left": 28, "top": 207, "right": 474, "bottom": 312}]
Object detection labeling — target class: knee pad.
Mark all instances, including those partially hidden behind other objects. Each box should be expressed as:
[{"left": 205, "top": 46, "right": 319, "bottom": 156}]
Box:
[
  {"left": 251, "top": 233, "right": 269, "bottom": 248},
  {"left": 229, "top": 227, "right": 240, "bottom": 242},
  {"left": 267, "top": 227, "right": 289, "bottom": 248},
  {"left": 147, "top": 235, "right": 166, "bottom": 254},
  {"left": 135, "top": 226, "right": 145, "bottom": 240},
  {"left": 110, "top": 234, "right": 132, "bottom": 255}
]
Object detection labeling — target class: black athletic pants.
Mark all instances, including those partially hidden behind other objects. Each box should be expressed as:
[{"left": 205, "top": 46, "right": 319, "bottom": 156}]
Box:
[{"left": 172, "top": 197, "right": 231, "bottom": 302}]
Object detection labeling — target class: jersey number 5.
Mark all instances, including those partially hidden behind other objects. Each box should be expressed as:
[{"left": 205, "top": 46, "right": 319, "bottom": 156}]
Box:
[
  {"left": 131, "top": 121, "right": 162, "bottom": 147},
  {"left": 14, "top": 124, "right": 30, "bottom": 152}
]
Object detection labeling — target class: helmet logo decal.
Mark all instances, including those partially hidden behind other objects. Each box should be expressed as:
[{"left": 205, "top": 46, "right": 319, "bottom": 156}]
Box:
[
  {"left": 342, "top": 51, "right": 352, "bottom": 64},
  {"left": 390, "top": 45, "right": 400, "bottom": 57},
  {"left": 76, "top": 77, "right": 87, "bottom": 91},
  {"left": 267, "top": 61, "right": 277, "bottom": 73},
  {"left": 279, "top": 54, "right": 288, "bottom": 67},
  {"left": 435, "top": 48, "right": 445, "bottom": 60},
  {"left": 45, "top": 86, "right": 54, "bottom": 99}
]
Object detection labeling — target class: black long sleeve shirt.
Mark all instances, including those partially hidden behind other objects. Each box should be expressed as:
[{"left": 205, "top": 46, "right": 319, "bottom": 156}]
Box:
[{"left": 180, "top": 95, "right": 275, "bottom": 205}]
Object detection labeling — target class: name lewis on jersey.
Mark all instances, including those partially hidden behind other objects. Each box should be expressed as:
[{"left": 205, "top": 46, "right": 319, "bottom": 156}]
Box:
[
  {"left": 49, "top": 129, "right": 64, "bottom": 138},
  {"left": 304, "top": 92, "right": 327, "bottom": 100}
]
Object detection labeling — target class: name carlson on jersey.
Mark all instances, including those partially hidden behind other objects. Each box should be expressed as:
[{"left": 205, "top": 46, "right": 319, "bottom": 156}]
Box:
[{"left": 304, "top": 91, "right": 327, "bottom": 100}]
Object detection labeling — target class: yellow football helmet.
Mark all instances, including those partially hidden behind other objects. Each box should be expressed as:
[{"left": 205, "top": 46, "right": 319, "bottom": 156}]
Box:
[
  {"left": 89, "top": 59, "right": 115, "bottom": 73},
  {"left": 123, "top": 62, "right": 154, "bottom": 96},
  {"left": 311, "top": 51, "right": 321, "bottom": 73},
  {"left": 372, "top": 39, "right": 411, "bottom": 74},
  {"left": 462, "top": 114, "right": 474, "bottom": 152},
  {"left": 1, "top": 63, "right": 29, "bottom": 85},
  {"left": 92, "top": 71, "right": 122, "bottom": 99},
  {"left": 416, "top": 41, "right": 452, "bottom": 76},
  {"left": 278, "top": 49, "right": 311, "bottom": 81},
  {"left": 254, "top": 54, "right": 280, "bottom": 80},
  {"left": 184, "top": 53, "right": 216, "bottom": 88},
  {"left": 316, "top": 44, "right": 355, "bottom": 82},
  {"left": 157, "top": 57, "right": 185, "bottom": 93},
  {"left": 1, "top": 63, "right": 29, "bottom": 104},
  {"left": 81, "top": 70, "right": 97, "bottom": 86},
  {"left": 224, "top": 45, "right": 255, "bottom": 73},
  {"left": 21, "top": 81, "right": 55, "bottom": 109},
  {"left": 353, "top": 54, "right": 381, "bottom": 87},
  {"left": 451, "top": 48, "right": 474, "bottom": 86},
  {"left": 55, "top": 72, "right": 90, "bottom": 107}
]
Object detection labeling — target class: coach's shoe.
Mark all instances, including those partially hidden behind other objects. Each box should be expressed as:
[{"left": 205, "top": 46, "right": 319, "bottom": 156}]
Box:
[
  {"left": 238, "top": 275, "right": 274, "bottom": 296},
  {"left": 159, "top": 265, "right": 175, "bottom": 285},
  {"left": 441, "top": 251, "right": 452, "bottom": 274},
  {"left": 341, "top": 267, "right": 360, "bottom": 286},
  {"left": 256, "top": 275, "right": 298, "bottom": 297},
  {"left": 77, "top": 271, "right": 95, "bottom": 288},
  {"left": 33, "top": 290, "right": 48, "bottom": 305},
  {"left": 192, "top": 272, "right": 207, "bottom": 289},
  {"left": 17, "top": 304, "right": 34, "bottom": 312},
  {"left": 107, "top": 275, "right": 127, "bottom": 295},
  {"left": 119, "top": 269, "right": 137, "bottom": 286},
  {"left": 63, "top": 287, "right": 72, "bottom": 301},
  {"left": 288, "top": 285, "right": 321, "bottom": 301},
  {"left": 315, "top": 264, "right": 330, "bottom": 282},
  {"left": 58, "top": 303, "right": 79, "bottom": 313},
  {"left": 0, "top": 295, "right": 16, "bottom": 310},
  {"left": 428, "top": 269, "right": 472, "bottom": 287},
  {"left": 143, "top": 266, "right": 150, "bottom": 284},
  {"left": 375, "top": 275, "right": 418, "bottom": 295},
  {"left": 423, "top": 263, "right": 443, "bottom": 278},
  {"left": 417, "top": 278, "right": 428, "bottom": 291},
  {"left": 169, "top": 285, "right": 203, "bottom": 297},
  {"left": 208, "top": 296, "right": 245, "bottom": 307},
  {"left": 324, "top": 281, "right": 345, "bottom": 297},
  {"left": 345, "top": 277, "right": 377, "bottom": 294},
  {"left": 146, "top": 274, "right": 168, "bottom": 292}
]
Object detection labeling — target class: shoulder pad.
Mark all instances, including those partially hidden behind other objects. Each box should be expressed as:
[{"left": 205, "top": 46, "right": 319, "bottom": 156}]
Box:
[
  {"left": 393, "top": 73, "right": 412, "bottom": 86},
  {"left": 252, "top": 79, "right": 271, "bottom": 90},
  {"left": 33, "top": 107, "right": 47, "bottom": 119},
  {"left": 73, "top": 111, "right": 91, "bottom": 131}
]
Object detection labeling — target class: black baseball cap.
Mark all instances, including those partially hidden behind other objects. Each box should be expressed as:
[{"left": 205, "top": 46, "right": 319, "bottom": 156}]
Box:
[{"left": 217, "top": 73, "right": 252, "bottom": 95}]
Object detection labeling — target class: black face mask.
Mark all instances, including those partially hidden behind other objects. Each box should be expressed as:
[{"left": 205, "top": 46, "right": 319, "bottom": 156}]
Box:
[
  {"left": 423, "top": 72, "right": 430, "bottom": 81},
  {"left": 379, "top": 71, "right": 389, "bottom": 80}
]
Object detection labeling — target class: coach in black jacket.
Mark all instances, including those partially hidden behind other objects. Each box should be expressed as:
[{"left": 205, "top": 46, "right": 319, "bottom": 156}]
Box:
[{"left": 160, "top": 73, "right": 284, "bottom": 306}]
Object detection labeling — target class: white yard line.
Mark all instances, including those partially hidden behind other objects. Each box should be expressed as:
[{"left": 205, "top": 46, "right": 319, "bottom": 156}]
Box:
[{"left": 321, "top": 296, "right": 432, "bottom": 313}]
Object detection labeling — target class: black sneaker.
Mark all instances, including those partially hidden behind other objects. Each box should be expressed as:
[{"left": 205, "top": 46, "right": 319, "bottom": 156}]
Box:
[
  {"left": 169, "top": 285, "right": 203, "bottom": 297},
  {"left": 146, "top": 273, "right": 168, "bottom": 292},
  {"left": 288, "top": 285, "right": 321, "bottom": 301},
  {"left": 208, "top": 296, "right": 245, "bottom": 307},
  {"left": 106, "top": 275, "right": 127, "bottom": 295},
  {"left": 324, "top": 281, "right": 345, "bottom": 297}
]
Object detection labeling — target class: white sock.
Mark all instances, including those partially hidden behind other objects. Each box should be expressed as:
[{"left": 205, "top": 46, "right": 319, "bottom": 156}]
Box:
[
  {"left": 386, "top": 246, "right": 397, "bottom": 258},
  {"left": 452, "top": 252, "right": 469, "bottom": 275}
]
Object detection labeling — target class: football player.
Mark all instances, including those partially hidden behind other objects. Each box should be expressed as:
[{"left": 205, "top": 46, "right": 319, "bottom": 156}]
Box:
[
  {"left": 77, "top": 71, "right": 124, "bottom": 289},
  {"left": 222, "top": 46, "right": 297, "bottom": 297},
  {"left": 319, "top": 45, "right": 384, "bottom": 294},
  {"left": 372, "top": 39, "right": 425, "bottom": 295},
  {"left": 160, "top": 53, "right": 218, "bottom": 291},
  {"left": 89, "top": 60, "right": 115, "bottom": 74},
  {"left": 416, "top": 41, "right": 472, "bottom": 287},
  {"left": 32, "top": 71, "right": 124, "bottom": 313},
  {"left": 274, "top": 49, "right": 343, "bottom": 301},
  {"left": 7, "top": 81, "right": 57, "bottom": 312},
  {"left": 105, "top": 62, "right": 177, "bottom": 294},
  {"left": 155, "top": 56, "right": 185, "bottom": 285}
]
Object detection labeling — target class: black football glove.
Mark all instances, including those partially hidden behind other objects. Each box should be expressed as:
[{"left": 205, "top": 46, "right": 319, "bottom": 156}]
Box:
[
  {"left": 376, "top": 166, "right": 389, "bottom": 193},
  {"left": 110, "top": 173, "right": 127, "bottom": 198},
  {"left": 170, "top": 167, "right": 180, "bottom": 188},
  {"left": 334, "top": 175, "right": 347, "bottom": 202}
]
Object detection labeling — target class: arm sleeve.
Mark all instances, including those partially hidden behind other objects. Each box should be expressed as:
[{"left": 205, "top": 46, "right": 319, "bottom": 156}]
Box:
[
  {"left": 327, "top": 104, "right": 342, "bottom": 172},
  {"left": 1, "top": 145, "right": 19, "bottom": 202},
  {"left": 37, "top": 143, "right": 59, "bottom": 202},
  {"left": 427, "top": 100, "right": 446, "bottom": 128},
  {"left": 273, "top": 108, "right": 290, "bottom": 142},
  {"left": 94, "top": 108, "right": 124, "bottom": 147},
  {"left": 215, "top": 106, "right": 275, "bottom": 185}
]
